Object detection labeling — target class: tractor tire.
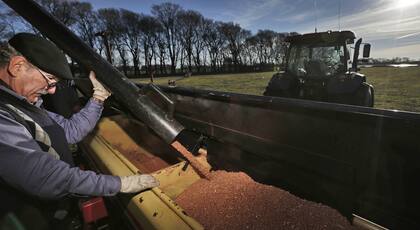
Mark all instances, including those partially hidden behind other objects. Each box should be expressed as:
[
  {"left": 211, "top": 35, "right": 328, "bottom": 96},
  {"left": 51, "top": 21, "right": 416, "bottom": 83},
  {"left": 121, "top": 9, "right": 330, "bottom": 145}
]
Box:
[
  {"left": 263, "top": 75, "right": 278, "bottom": 96},
  {"left": 263, "top": 74, "right": 292, "bottom": 97},
  {"left": 355, "top": 84, "right": 374, "bottom": 107}
]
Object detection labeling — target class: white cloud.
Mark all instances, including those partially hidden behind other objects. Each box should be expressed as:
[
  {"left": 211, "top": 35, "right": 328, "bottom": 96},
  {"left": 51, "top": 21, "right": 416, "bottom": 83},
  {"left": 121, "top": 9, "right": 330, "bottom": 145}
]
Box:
[
  {"left": 294, "top": 0, "right": 420, "bottom": 58},
  {"left": 395, "top": 30, "right": 420, "bottom": 40},
  {"left": 223, "top": 0, "right": 290, "bottom": 27},
  {"left": 372, "top": 43, "right": 420, "bottom": 59},
  {"left": 197, "top": 0, "right": 420, "bottom": 58},
  {"left": 275, "top": 11, "right": 317, "bottom": 23}
]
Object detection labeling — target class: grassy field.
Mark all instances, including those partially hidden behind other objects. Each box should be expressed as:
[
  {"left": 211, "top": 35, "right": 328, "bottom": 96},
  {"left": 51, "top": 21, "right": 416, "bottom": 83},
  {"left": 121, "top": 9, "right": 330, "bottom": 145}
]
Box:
[
  {"left": 360, "top": 67, "right": 420, "bottom": 112},
  {"left": 132, "top": 67, "right": 420, "bottom": 113},
  {"left": 132, "top": 71, "right": 276, "bottom": 95}
]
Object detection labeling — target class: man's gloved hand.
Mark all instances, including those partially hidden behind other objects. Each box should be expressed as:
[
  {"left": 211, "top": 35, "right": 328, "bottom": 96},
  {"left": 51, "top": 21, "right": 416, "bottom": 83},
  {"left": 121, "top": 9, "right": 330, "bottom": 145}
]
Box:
[
  {"left": 89, "top": 71, "right": 111, "bottom": 102},
  {"left": 119, "top": 174, "right": 160, "bottom": 193}
]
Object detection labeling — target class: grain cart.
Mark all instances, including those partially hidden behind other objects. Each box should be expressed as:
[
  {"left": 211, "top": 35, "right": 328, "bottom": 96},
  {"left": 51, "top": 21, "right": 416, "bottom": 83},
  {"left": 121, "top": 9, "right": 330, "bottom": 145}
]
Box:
[
  {"left": 2, "top": 1, "right": 420, "bottom": 230},
  {"left": 264, "top": 30, "right": 374, "bottom": 107}
]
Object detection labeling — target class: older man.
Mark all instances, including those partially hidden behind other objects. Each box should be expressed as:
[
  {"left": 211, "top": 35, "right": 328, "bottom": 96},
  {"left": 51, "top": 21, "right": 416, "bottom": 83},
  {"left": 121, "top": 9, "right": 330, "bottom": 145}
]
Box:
[{"left": 0, "top": 33, "right": 159, "bottom": 218}]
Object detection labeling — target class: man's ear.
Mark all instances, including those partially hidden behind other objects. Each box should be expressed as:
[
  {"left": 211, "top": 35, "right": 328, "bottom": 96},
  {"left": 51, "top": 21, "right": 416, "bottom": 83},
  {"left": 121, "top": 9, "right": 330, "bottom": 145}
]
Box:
[{"left": 8, "top": 56, "right": 28, "bottom": 78}]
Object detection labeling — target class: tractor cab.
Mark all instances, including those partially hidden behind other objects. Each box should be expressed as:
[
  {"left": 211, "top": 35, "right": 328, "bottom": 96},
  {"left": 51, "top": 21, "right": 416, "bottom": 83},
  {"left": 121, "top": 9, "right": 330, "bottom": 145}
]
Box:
[
  {"left": 264, "top": 30, "right": 374, "bottom": 107},
  {"left": 287, "top": 43, "right": 348, "bottom": 79}
]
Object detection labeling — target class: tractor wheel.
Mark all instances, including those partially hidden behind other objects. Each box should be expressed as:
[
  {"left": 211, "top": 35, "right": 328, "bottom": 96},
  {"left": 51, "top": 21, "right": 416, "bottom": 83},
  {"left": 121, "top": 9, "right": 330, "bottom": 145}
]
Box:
[
  {"left": 356, "top": 84, "right": 374, "bottom": 107},
  {"left": 263, "top": 74, "right": 288, "bottom": 97},
  {"left": 263, "top": 75, "right": 278, "bottom": 96}
]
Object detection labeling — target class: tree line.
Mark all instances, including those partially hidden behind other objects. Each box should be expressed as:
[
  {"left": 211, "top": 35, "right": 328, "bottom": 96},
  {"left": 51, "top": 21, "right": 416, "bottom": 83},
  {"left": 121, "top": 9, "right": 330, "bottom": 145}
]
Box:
[
  {"left": 0, "top": 0, "right": 298, "bottom": 77},
  {"left": 368, "top": 57, "right": 419, "bottom": 64}
]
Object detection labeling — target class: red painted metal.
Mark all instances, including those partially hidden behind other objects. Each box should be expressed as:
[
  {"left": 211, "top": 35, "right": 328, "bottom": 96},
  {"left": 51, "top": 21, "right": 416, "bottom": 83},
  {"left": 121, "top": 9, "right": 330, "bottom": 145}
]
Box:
[{"left": 80, "top": 197, "right": 108, "bottom": 223}]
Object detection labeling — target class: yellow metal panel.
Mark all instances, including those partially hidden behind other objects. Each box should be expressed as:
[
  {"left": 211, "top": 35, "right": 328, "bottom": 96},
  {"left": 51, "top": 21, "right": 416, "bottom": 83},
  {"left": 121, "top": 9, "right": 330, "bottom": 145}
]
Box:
[
  {"left": 153, "top": 162, "right": 201, "bottom": 199},
  {"left": 128, "top": 189, "right": 203, "bottom": 230},
  {"left": 82, "top": 135, "right": 134, "bottom": 176},
  {"left": 81, "top": 118, "right": 204, "bottom": 230}
]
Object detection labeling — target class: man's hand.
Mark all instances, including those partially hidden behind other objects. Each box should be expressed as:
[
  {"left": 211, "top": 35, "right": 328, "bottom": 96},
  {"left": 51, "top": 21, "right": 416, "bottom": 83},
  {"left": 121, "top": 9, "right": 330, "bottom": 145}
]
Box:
[
  {"left": 119, "top": 174, "right": 160, "bottom": 193},
  {"left": 89, "top": 71, "right": 111, "bottom": 102}
]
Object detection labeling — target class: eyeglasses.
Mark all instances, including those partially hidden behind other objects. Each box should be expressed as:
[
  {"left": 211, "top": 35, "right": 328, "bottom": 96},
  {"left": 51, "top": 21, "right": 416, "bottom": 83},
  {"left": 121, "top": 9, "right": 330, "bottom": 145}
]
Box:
[{"left": 36, "top": 68, "right": 58, "bottom": 90}]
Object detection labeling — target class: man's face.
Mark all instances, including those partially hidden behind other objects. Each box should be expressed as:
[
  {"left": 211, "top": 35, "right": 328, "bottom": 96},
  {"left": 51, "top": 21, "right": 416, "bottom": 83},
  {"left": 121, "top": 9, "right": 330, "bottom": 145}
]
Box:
[{"left": 9, "top": 59, "right": 58, "bottom": 103}]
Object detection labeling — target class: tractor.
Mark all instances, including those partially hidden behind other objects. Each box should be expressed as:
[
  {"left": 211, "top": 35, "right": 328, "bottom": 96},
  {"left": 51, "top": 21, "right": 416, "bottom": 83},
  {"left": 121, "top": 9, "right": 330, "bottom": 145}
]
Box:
[{"left": 264, "top": 30, "right": 374, "bottom": 107}]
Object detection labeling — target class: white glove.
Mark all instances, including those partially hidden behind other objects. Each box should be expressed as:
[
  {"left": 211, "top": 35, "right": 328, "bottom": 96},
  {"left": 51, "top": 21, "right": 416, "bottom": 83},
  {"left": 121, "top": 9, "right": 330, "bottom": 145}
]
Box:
[
  {"left": 89, "top": 71, "right": 111, "bottom": 102},
  {"left": 119, "top": 174, "right": 160, "bottom": 193}
]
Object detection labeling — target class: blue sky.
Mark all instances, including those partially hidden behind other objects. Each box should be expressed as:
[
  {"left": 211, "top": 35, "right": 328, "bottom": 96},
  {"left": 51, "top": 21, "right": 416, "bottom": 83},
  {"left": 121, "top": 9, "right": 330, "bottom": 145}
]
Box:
[{"left": 86, "top": 0, "right": 420, "bottom": 59}]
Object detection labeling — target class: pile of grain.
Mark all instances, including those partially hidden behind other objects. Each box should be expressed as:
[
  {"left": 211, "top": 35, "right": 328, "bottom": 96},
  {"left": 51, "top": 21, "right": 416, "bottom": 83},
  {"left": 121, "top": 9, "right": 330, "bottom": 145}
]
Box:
[
  {"left": 112, "top": 144, "right": 169, "bottom": 173},
  {"left": 175, "top": 171, "right": 356, "bottom": 230}
]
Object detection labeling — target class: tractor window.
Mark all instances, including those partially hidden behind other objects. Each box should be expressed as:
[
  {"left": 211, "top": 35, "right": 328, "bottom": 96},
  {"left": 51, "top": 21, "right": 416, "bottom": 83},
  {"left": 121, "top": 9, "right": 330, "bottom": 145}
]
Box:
[
  {"left": 287, "top": 45, "right": 345, "bottom": 77},
  {"left": 311, "top": 46, "right": 345, "bottom": 76},
  {"left": 287, "top": 45, "right": 310, "bottom": 77}
]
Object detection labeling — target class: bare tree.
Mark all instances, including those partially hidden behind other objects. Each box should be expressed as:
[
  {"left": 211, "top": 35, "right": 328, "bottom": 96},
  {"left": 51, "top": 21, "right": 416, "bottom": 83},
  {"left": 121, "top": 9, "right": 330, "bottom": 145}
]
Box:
[
  {"left": 139, "top": 15, "right": 161, "bottom": 75},
  {"left": 4, "top": 0, "right": 76, "bottom": 35},
  {"left": 120, "top": 9, "right": 142, "bottom": 76},
  {"left": 2, "top": 0, "right": 301, "bottom": 75},
  {"left": 243, "top": 36, "right": 258, "bottom": 65},
  {"left": 71, "top": 2, "right": 100, "bottom": 51},
  {"left": 37, "top": 0, "right": 76, "bottom": 26},
  {"left": 152, "top": 2, "right": 183, "bottom": 74},
  {"left": 202, "top": 20, "right": 225, "bottom": 72},
  {"left": 97, "top": 8, "right": 128, "bottom": 75},
  {"left": 254, "top": 30, "right": 276, "bottom": 64},
  {"left": 177, "top": 10, "right": 204, "bottom": 73},
  {"left": 272, "top": 32, "right": 289, "bottom": 65},
  {"left": 155, "top": 30, "right": 167, "bottom": 74},
  {"left": 219, "top": 22, "right": 250, "bottom": 69},
  {"left": 192, "top": 13, "right": 206, "bottom": 73}
]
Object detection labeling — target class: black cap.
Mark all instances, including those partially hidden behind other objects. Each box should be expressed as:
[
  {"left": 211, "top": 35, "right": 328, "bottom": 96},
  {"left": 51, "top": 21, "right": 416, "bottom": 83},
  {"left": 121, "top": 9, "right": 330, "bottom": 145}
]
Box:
[{"left": 9, "top": 33, "right": 73, "bottom": 80}]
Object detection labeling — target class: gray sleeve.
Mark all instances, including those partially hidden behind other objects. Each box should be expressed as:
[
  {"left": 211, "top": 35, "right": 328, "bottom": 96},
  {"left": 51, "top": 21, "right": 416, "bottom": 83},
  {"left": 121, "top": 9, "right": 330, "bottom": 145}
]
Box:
[
  {"left": 47, "top": 98, "right": 103, "bottom": 144},
  {"left": 0, "top": 110, "right": 121, "bottom": 200}
]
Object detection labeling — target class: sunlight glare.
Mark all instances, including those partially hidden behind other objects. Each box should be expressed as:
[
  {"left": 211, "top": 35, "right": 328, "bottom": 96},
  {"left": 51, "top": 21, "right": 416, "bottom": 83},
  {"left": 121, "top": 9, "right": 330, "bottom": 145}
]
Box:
[{"left": 395, "top": 0, "right": 420, "bottom": 8}]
